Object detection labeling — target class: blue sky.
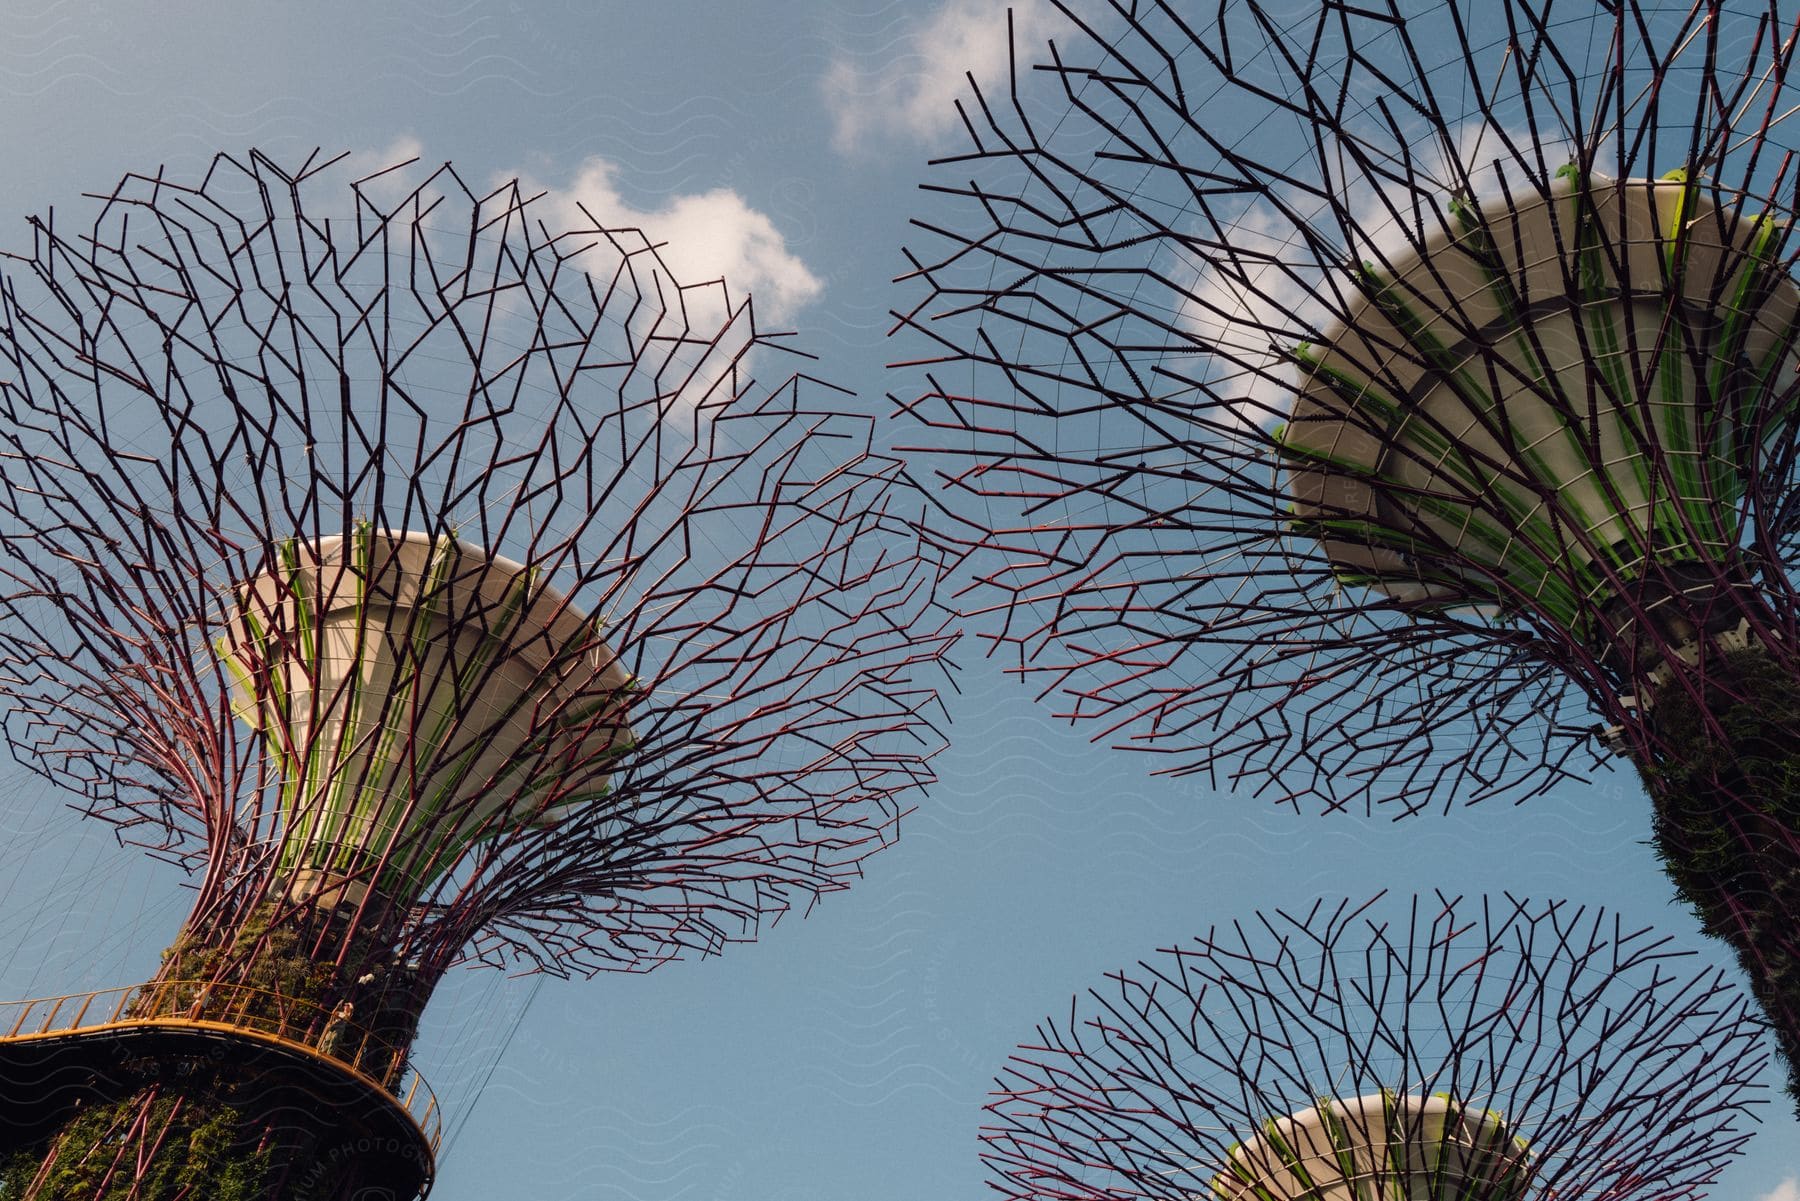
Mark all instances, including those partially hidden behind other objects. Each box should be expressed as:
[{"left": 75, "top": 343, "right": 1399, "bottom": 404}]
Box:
[{"left": 0, "top": 0, "right": 1795, "bottom": 1198}]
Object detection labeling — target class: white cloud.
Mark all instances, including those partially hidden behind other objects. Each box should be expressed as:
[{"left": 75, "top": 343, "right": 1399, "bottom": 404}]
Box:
[
  {"left": 1760, "top": 1178, "right": 1800, "bottom": 1201},
  {"left": 340, "top": 135, "right": 426, "bottom": 195},
  {"left": 491, "top": 157, "right": 830, "bottom": 415},
  {"left": 822, "top": 0, "right": 1067, "bottom": 153},
  {"left": 520, "top": 157, "right": 823, "bottom": 326},
  {"left": 1176, "top": 120, "right": 1560, "bottom": 429},
  {"left": 1175, "top": 202, "right": 1325, "bottom": 431}
]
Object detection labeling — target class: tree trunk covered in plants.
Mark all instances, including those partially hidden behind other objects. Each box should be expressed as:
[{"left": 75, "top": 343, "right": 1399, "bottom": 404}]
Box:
[
  {"left": 142, "top": 899, "right": 428, "bottom": 1084},
  {"left": 2, "top": 1081, "right": 315, "bottom": 1201},
  {"left": 1640, "top": 645, "right": 1800, "bottom": 1113},
  {"left": 0, "top": 901, "right": 431, "bottom": 1200}
]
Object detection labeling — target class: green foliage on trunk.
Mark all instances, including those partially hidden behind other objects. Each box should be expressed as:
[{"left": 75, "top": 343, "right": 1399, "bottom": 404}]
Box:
[
  {"left": 148, "top": 904, "right": 352, "bottom": 1020},
  {"left": 1, "top": 900, "right": 428, "bottom": 1199},
  {"left": 148, "top": 901, "right": 424, "bottom": 1087},
  {"left": 1640, "top": 645, "right": 1800, "bottom": 1110},
  {"left": 0, "top": 1092, "right": 276, "bottom": 1201}
]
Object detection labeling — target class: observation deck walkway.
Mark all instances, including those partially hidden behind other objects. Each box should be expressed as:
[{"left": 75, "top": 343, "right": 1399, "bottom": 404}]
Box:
[{"left": 0, "top": 982, "right": 438, "bottom": 1198}]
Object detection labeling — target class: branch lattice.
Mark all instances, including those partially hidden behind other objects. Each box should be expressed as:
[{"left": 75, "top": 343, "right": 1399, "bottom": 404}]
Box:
[
  {"left": 983, "top": 894, "right": 1766, "bottom": 1201},
  {"left": 895, "top": 0, "right": 1800, "bottom": 813},
  {"left": 0, "top": 149, "right": 958, "bottom": 980}
]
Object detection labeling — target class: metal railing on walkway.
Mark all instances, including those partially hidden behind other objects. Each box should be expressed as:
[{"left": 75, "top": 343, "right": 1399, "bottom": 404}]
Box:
[{"left": 0, "top": 982, "right": 440, "bottom": 1152}]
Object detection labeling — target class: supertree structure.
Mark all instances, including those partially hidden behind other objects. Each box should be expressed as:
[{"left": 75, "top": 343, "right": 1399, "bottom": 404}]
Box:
[
  {"left": 894, "top": 0, "right": 1800, "bottom": 1099},
  {"left": 0, "top": 149, "right": 954, "bottom": 1200},
  {"left": 982, "top": 894, "right": 1767, "bottom": 1201}
]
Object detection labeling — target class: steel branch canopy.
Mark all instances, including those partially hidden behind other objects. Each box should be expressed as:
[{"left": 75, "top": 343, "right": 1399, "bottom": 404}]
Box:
[
  {"left": 981, "top": 896, "right": 1765, "bottom": 1201},
  {"left": 896, "top": 0, "right": 1800, "bottom": 802},
  {"left": 0, "top": 149, "right": 954, "bottom": 1198},
  {"left": 896, "top": 0, "right": 1800, "bottom": 1108}
]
